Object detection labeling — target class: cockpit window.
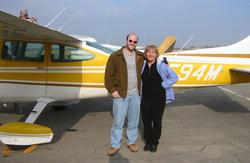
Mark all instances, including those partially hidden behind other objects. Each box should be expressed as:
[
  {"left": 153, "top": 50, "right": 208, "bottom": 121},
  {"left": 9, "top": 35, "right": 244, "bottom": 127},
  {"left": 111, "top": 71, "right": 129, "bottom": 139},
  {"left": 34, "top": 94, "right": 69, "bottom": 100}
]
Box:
[
  {"left": 1, "top": 41, "right": 44, "bottom": 62},
  {"left": 51, "top": 44, "right": 95, "bottom": 62},
  {"left": 86, "top": 41, "right": 113, "bottom": 54}
]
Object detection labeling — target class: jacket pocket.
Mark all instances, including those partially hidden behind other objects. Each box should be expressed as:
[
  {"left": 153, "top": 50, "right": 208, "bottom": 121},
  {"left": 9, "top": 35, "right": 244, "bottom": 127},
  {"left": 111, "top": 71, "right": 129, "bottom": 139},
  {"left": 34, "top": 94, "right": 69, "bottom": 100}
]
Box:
[{"left": 114, "top": 78, "right": 120, "bottom": 87}]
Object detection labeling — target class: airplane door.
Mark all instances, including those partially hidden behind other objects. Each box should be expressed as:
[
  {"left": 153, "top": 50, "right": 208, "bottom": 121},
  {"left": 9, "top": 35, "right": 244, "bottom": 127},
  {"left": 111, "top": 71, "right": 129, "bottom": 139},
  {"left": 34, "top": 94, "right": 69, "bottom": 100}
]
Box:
[
  {"left": 0, "top": 40, "right": 47, "bottom": 101},
  {"left": 47, "top": 44, "right": 96, "bottom": 101}
]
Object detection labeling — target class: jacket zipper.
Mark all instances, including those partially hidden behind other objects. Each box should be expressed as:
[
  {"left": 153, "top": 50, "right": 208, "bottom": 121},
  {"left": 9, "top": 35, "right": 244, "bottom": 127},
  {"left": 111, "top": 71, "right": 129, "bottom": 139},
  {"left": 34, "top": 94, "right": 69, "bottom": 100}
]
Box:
[{"left": 121, "top": 53, "right": 128, "bottom": 97}]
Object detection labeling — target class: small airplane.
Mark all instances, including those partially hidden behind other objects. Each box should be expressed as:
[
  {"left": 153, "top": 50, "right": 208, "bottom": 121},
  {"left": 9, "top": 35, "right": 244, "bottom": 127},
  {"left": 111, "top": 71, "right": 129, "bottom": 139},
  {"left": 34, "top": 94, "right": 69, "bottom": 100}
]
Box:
[{"left": 0, "top": 11, "right": 249, "bottom": 155}]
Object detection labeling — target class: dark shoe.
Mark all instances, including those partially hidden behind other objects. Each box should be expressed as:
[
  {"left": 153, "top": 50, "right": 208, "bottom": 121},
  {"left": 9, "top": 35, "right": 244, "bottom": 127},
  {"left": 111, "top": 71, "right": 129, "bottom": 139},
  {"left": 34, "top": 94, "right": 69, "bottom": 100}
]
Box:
[
  {"left": 143, "top": 143, "right": 151, "bottom": 151},
  {"left": 150, "top": 144, "right": 158, "bottom": 153}
]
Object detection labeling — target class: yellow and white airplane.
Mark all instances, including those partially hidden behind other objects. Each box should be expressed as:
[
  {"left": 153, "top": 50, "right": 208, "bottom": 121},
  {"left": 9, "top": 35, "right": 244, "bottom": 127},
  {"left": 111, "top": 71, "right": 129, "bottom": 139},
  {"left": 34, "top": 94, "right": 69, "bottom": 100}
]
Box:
[{"left": 0, "top": 11, "right": 249, "bottom": 153}]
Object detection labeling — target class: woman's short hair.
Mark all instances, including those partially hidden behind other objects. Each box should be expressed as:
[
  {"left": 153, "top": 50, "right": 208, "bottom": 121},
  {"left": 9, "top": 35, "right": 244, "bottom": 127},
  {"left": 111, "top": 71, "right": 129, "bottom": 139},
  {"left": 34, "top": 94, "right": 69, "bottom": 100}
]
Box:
[{"left": 144, "top": 45, "right": 160, "bottom": 58}]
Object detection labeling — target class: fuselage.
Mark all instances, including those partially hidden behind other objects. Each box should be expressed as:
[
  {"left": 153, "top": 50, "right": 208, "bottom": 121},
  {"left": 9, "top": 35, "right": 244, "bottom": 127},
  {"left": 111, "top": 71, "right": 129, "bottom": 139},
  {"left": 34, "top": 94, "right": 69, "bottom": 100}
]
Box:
[{"left": 0, "top": 38, "right": 250, "bottom": 103}]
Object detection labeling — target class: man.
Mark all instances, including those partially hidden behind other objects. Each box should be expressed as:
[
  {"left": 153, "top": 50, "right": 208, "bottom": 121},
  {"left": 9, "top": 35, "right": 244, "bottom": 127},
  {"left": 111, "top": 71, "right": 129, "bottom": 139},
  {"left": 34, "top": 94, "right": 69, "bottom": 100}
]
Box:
[
  {"left": 19, "top": 9, "right": 37, "bottom": 24},
  {"left": 105, "top": 33, "right": 144, "bottom": 156}
]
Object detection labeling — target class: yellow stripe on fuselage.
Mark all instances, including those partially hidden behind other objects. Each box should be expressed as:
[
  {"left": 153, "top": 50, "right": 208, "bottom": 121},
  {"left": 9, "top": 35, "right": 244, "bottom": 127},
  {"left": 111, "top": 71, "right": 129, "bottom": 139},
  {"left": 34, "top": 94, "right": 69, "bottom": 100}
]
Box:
[
  {"left": 167, "top": 53, "right": 250, "bottom": 58},
  {"left": 0, "top": 62, "right": 243, "bottom": 88},
  {"left": 0, "top": 45, "right": 250, "bottom": 89}
]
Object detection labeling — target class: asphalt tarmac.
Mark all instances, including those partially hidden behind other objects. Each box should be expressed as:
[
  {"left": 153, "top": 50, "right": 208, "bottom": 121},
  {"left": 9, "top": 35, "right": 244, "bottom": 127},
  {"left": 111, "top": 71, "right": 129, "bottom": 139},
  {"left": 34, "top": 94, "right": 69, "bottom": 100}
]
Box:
[{"left": 0, "top": 83, "right": 250, "bottom": 163}]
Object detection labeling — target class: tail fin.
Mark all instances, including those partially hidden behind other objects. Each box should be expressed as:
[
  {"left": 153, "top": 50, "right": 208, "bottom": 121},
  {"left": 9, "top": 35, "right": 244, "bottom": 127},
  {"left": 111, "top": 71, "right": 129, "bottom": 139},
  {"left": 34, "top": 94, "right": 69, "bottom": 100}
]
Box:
[{"left": 158, "top": 36, "right": 176, "bottom": 54}]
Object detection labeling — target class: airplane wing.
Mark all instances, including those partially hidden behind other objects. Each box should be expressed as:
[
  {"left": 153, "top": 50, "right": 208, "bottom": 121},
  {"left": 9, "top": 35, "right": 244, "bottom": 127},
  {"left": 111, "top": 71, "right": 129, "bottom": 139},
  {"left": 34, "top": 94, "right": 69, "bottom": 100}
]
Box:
[{"left": 0, "top": 11, "right": 81, "bottom": 46}]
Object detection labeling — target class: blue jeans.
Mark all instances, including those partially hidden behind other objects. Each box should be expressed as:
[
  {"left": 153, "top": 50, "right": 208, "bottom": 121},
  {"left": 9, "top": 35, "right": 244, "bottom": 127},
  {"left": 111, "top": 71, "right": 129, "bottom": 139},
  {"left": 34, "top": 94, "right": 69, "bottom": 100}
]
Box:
[{"left": 111, "top": 94, "right": 140, "bottom": 148}]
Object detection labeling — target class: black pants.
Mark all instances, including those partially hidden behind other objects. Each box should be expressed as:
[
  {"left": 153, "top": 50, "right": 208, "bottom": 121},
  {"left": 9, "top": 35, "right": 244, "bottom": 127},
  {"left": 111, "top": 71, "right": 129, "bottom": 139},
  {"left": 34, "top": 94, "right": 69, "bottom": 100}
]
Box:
[{"left": 140, "top": 96, "right": 166, "bottom": 145}]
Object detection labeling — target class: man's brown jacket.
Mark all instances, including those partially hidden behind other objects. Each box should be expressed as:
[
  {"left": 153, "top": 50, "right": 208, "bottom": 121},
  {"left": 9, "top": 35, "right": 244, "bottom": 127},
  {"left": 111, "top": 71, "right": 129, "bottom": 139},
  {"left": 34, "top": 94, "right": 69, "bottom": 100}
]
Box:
[{"left": 104, "top": 47, "right": 144, "bottom": 98}]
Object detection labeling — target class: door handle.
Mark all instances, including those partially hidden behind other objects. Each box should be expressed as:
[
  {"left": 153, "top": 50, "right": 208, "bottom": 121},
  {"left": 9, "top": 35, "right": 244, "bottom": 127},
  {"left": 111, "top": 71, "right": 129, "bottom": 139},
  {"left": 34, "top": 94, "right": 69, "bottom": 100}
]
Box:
[{"left": 36, "top": 66, "right": 46, "bottom": 70}]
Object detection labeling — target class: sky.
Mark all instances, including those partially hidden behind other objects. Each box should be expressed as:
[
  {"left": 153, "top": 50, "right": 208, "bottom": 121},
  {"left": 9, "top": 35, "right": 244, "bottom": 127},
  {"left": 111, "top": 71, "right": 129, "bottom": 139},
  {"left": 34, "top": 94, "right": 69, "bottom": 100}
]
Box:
[{"left": 1, "top": 0, "right": 250, "bottom": 47}]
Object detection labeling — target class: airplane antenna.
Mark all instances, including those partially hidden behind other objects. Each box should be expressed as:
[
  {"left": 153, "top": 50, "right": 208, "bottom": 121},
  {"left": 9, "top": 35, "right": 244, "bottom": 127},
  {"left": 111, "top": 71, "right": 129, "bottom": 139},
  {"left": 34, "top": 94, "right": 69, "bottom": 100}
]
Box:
[
  {"left": 46, "top": 8, "right": 66, "bottom": 27},
  {"left": 146, "top": 35, "right": 151, "bottom": 44},
  {"left": 57, "top": 18, "right": 71, "bottom": 31},
  {"left": 176, "top": 35, "right": 194, "bottom": 56},
  {"left": 105, "top": 36, "right": 112, "bottom": 44}
]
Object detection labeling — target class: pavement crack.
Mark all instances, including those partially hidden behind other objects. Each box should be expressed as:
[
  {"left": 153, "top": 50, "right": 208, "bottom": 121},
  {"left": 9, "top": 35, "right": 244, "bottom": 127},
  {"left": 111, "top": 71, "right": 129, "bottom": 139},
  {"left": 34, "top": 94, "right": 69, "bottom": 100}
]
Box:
[
  {"left": 234, "top": 153, "right": 242, "bottom": 163},
  {"left": 200, "top": 144, "right": 207, "bottom": 152},
  {"left": 231, "top": 142, "right": 250, "bottom": 153}
]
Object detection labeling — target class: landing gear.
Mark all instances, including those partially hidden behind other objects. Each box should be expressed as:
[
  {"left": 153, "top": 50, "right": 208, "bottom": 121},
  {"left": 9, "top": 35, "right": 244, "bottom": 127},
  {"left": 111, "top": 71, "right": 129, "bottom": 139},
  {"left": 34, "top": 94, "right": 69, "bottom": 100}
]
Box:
[
  {"left": 7, "top": 145, "right": 29, "bottom": 150},
  {"left": 25, "top": 98, "right": 54, "bottom": 123},
  {"left": 0, "top": 98, "right": 54, "bottom": 157}
]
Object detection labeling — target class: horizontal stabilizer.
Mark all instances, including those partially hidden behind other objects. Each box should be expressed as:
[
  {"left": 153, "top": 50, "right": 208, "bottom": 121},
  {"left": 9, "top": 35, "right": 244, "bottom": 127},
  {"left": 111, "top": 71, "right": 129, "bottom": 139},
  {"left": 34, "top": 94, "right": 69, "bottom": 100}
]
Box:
[
  {"left": 158, "top": 36, "right": 176, "bottom": 54},
  {"left": 230, "top": 68, "right": 250, "bottom": 84},
  {"left": 230, "top": 68, "right": 250, "bottom": 74}
]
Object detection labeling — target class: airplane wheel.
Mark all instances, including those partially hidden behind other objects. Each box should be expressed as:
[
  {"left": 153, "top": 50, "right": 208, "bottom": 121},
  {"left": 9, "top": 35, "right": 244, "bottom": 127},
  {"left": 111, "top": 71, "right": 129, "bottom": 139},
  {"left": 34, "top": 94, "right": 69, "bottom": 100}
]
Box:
[
  {"left": 7, "top": 145, "right": 29, "bottom": 151},
  {"left": 52, "top": 105, "right": 66, "bottom": 111}
]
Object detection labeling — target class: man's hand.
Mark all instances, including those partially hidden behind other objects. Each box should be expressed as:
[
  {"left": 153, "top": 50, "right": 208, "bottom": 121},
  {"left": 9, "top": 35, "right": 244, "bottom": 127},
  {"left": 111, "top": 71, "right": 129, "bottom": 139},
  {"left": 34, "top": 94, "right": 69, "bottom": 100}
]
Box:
[{"left": 112, "top": 91, "right": 120, "bottom": 98}]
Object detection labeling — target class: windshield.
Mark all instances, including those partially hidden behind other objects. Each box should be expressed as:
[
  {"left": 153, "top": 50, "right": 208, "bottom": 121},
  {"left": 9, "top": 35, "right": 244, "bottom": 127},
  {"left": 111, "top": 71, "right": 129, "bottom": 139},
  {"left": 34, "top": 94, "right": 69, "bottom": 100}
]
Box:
[{"left": 86, "top": 41, "right": 114, "bottom": 54}]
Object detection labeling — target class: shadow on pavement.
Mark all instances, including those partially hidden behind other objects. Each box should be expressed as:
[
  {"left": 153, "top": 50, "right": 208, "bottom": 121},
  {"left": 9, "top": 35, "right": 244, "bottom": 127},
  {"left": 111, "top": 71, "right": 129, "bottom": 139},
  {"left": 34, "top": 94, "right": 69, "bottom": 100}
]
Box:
[
  {"left": 109, "top": 152, "right": 130, "bottom": 163},
  {"left": 0, "top": 86, "right": 249, "bottom": 145},
  {"left": 170, "top": 87, "right": 250, "bottom": 113},
  {"left": 0, "top": 97, "right": 113, "bottom": 143}
]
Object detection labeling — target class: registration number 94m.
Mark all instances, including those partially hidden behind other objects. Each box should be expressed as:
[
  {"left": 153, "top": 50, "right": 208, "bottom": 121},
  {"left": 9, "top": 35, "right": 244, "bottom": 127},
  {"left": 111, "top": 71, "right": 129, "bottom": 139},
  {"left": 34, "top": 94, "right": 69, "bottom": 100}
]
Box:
[{"left": 170, "top": 64, "right": 223, "bottom": 81}]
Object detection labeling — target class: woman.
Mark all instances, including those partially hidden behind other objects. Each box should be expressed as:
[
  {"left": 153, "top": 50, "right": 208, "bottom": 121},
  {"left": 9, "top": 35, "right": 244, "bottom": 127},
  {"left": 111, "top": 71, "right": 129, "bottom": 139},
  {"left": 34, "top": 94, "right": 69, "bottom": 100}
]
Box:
[{"left": 141, "top": 45, "right": 178, "bottom": 152}]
